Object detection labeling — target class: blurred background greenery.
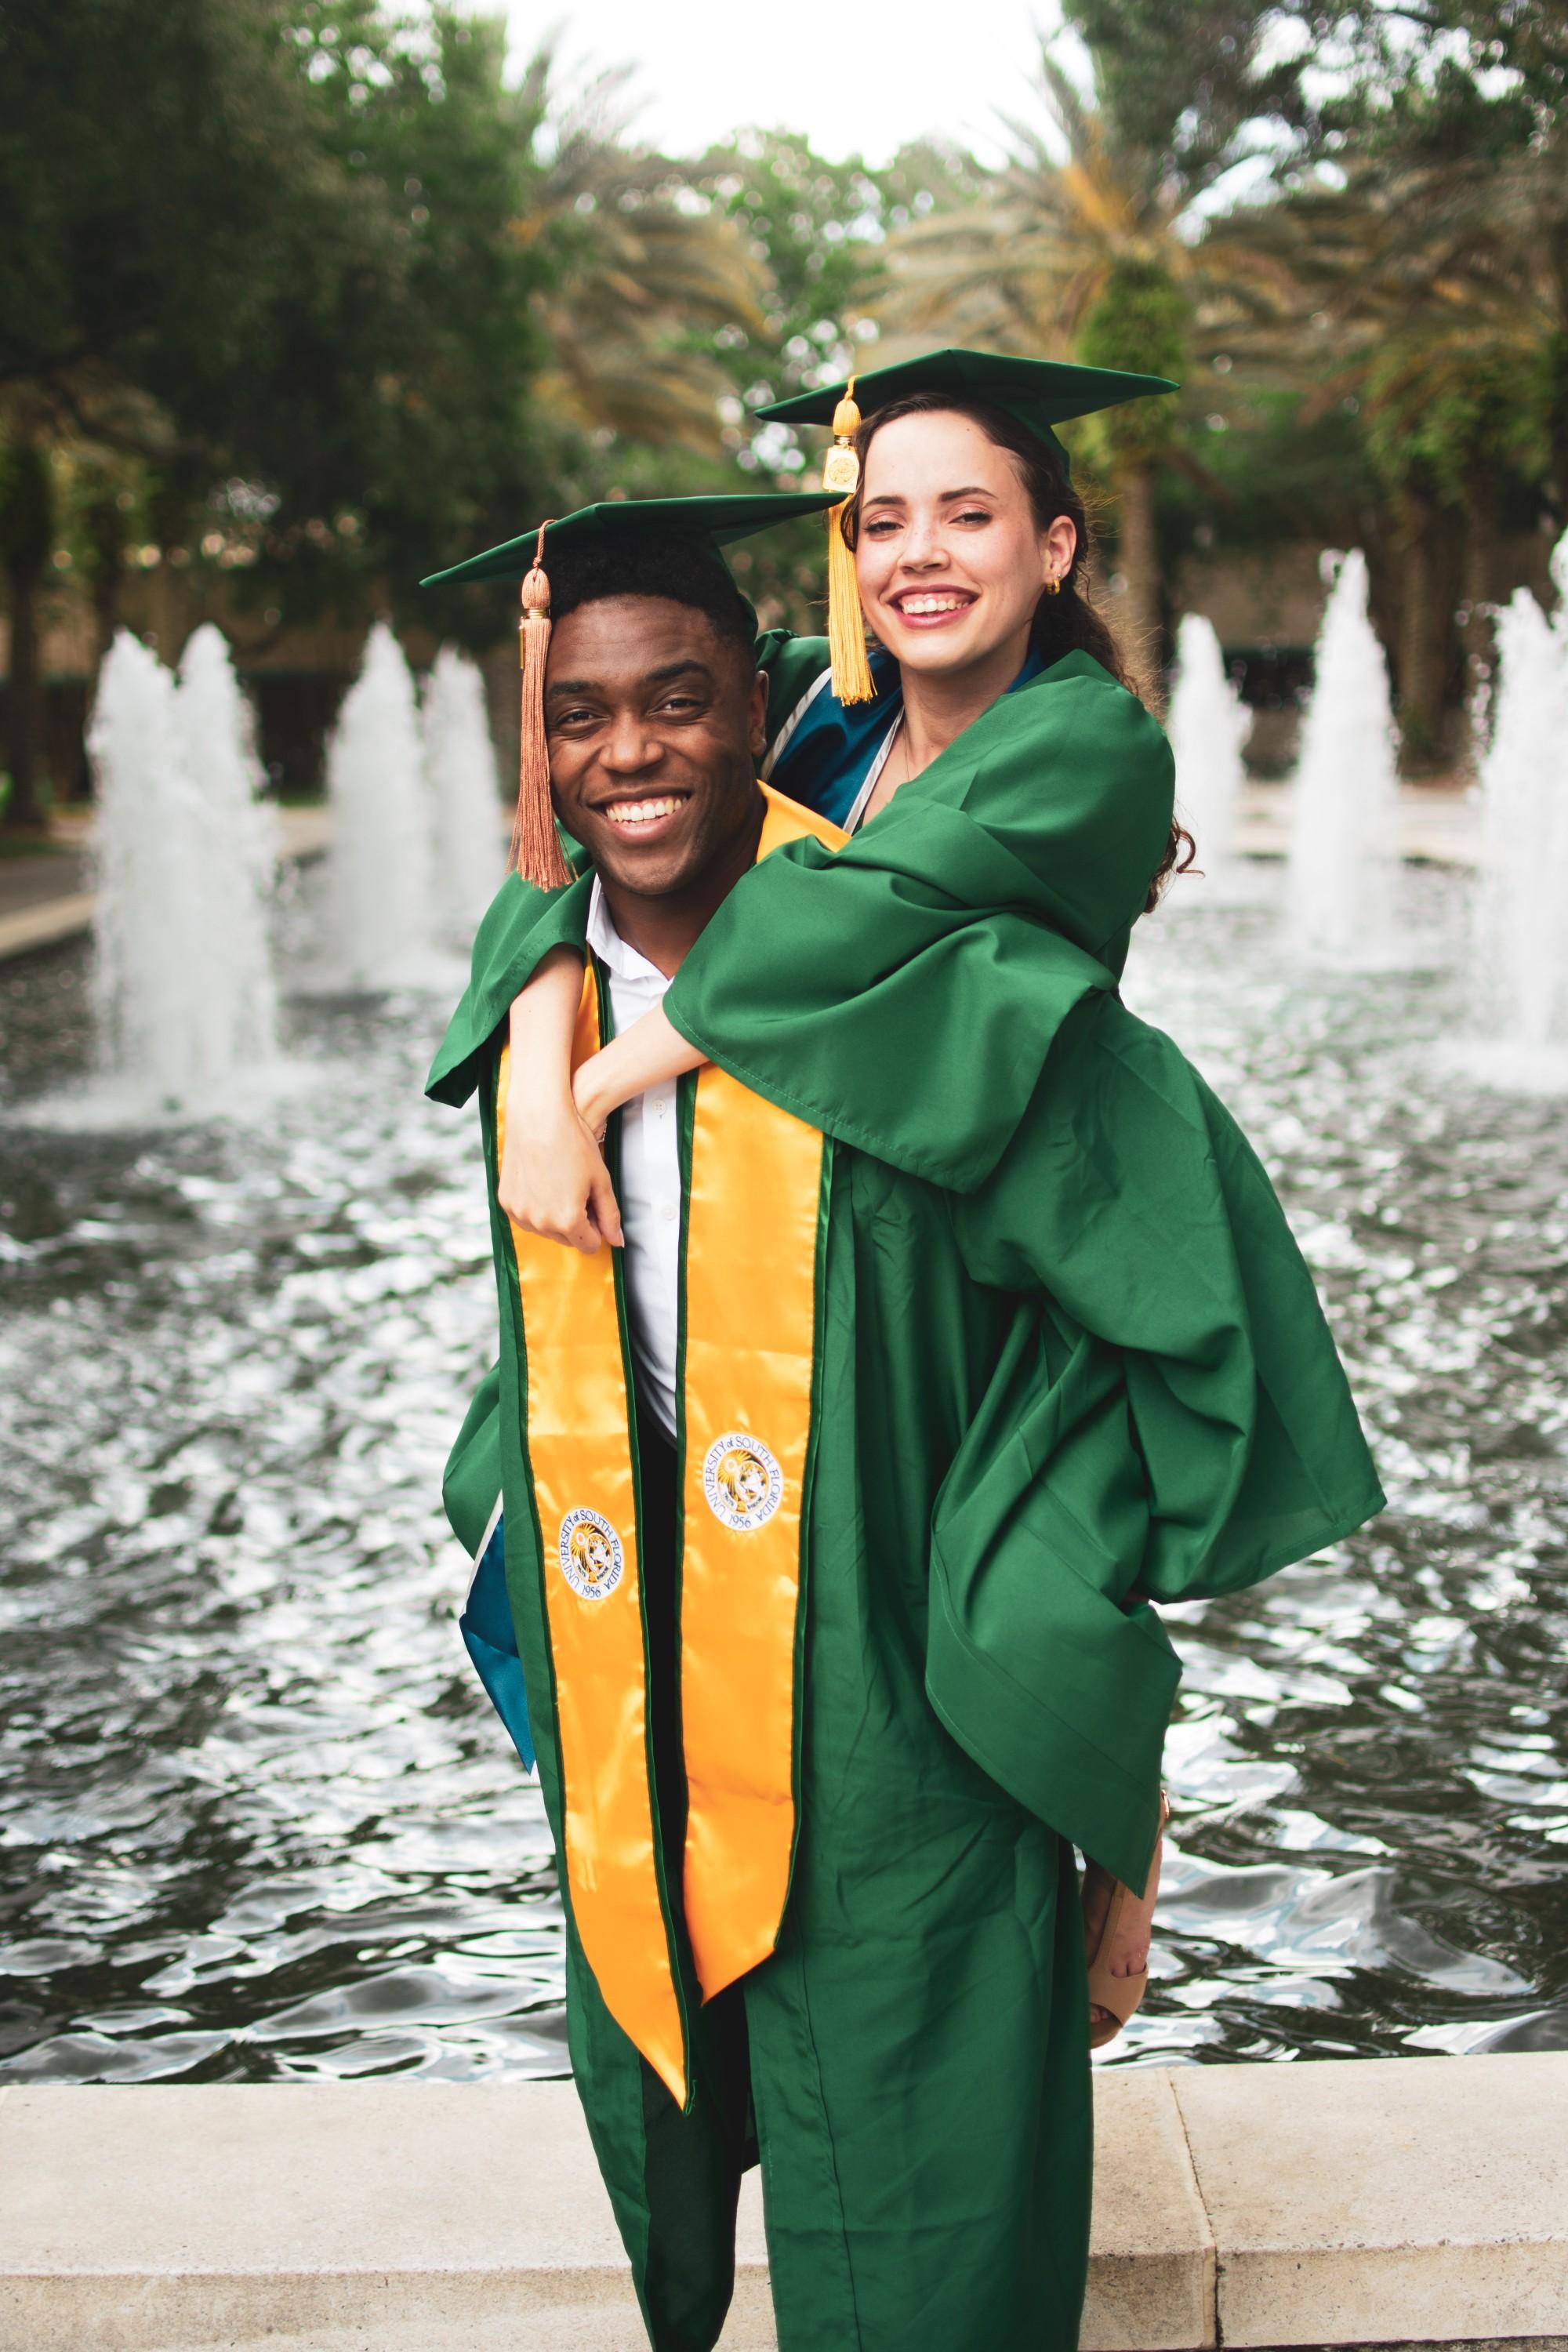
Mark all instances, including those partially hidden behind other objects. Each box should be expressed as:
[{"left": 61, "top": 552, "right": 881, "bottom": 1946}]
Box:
[{"left": 2, "top": 0, "right": 1566, "bottom": 822}]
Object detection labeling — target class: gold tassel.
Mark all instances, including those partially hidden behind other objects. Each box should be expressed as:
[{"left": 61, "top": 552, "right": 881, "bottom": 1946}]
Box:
[
  {"left": 510, "top": 522, "right": 572, "bottom": 889},
  {"left": 822, "top": 379, "right": 875, "bottom": 706}
]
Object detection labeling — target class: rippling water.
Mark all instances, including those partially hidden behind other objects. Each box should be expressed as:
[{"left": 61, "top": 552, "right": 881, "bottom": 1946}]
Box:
[{"left": 2, "top": 862, "right": 1565, "bottom": 2082}]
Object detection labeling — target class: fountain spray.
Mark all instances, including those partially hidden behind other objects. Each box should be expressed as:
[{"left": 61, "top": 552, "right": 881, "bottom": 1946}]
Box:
[
  {"left": 176, "top": 625, "right": 279, "bottom": 1070},
  {"left": 325, "top": 623, "right": 434, "bottom": 988},
  {"left": 1471, "top": 546, "right": 1568, "bottom": 1069},
  {"left": 87, "top": 629, "right": 277, "bottom": 1110},
  {"left": 1168, "top": 614, "right": 1252, "bottom": 888},
  {"left": 421, "top": 648, "right": 503, "bottom": 939},
  {"left": 1288, "top": 551, "right": 1403, "bottom": 964}
]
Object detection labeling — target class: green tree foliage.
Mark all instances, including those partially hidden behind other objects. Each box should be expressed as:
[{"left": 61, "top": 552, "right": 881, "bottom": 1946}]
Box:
[
  {"left": 0, "top": 0, "right": 566, "bottom": 813},
  {"left": 1061, "top": 0, "right": 1568, "bottom": 162},
  {"left": 8, "top": 0, "right": 1566, "bottom": 801},
  {"left": 509, "top": 56, "right": 765, "bottom": 463},
  {"left": 1076, "top": 260, "right": 1191, "bottom": 651},
  {"left": 621, "top": 132, "right": 985, "bottom": 625},
  {"left": 1054, "top": 0, "right": 1567, "bottom": 755},
  {"left": 252, "top": 5, "right": 555, "bottom": 626},
  {"left": 875, "top": 44, "right": 1298, "bottom": 652}
]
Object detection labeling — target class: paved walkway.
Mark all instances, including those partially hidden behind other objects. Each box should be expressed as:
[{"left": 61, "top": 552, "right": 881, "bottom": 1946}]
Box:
[
  {"left": 1236, "top": 780, "right": 1479, "bottom": 866},
  {"left": 0, "top": 809, "right": 330, "bottom": 963}
]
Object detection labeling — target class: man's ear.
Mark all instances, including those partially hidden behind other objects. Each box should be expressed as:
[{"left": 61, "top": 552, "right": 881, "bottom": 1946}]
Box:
[{"left": 747, "top": 667, "right": 768, "bottom": 764}]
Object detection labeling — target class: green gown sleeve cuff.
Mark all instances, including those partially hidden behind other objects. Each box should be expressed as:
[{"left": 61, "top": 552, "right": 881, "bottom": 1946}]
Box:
[
  {"left": 426, "top": 871, "right": 594, "bottom": 1108},
  {"left": 662, "top": 656, "right": 1175, "bottom": 1192}
]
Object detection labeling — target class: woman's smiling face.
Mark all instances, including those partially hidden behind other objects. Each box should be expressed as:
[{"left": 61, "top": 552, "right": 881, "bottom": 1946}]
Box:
[{"left": 854, "top": 408, "right": 1073, "bottom": 680}]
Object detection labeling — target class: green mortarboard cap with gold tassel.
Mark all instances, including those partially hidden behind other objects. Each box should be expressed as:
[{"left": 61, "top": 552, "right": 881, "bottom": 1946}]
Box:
[
  {"left": 757, "top": 348, "right": 1178, "bottom": 708},
  {"left": 422, "top": 491, "right": 841, "bottom": 889}
]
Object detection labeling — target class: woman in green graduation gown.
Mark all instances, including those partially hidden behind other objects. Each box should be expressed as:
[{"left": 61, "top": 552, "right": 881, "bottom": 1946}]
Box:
[
  {"left": 499, "top": 350, "right": 1194, "bottom": 2027},
  {"left": 431, "top": 400, "right": 1385, "bottom": 2352}
]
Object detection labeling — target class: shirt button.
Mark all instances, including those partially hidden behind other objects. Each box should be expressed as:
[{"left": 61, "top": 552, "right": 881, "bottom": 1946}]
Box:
[{"left": 661, "top": 1203, "right": 678, "bottom": 1222}]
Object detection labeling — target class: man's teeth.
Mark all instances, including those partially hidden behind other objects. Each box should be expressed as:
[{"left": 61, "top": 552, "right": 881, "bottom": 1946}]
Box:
[
  {"left": 898, "top": 594, "right": 971, "bottom": 615},
  {"left": 606, "top": 797, "right": 684, "bottom": 827}
]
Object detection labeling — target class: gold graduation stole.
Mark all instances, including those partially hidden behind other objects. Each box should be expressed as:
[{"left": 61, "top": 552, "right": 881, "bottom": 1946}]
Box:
[{"left": 496, "top": 786, "right": 844, "bottom": 2106}]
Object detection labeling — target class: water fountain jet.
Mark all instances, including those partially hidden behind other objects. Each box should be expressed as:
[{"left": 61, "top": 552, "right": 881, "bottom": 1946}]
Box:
[
  {"left": 83, "top": 628, "right": 278, "bottom": 1114},
  {"left": 1168, "top": 614, "right": 1253, "bottom": 891},
  {"left": 1287, "top": 551, "right": 1403, "bottom": 964},
  {"left": 1466, "top": 559, "right": 1568, "bottom": 1083},
  {"left": 421, "top": 648, "right": 503, "bottom": 939},
  {"left": 176, "top": 624, "right": 279, "bottom": 1068},
  {"left": 324, "top": 623, "right": 434, "bottom": 987}
]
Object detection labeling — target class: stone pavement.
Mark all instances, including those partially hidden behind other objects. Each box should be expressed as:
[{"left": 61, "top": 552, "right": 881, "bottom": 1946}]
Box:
[{"left": 1, "top": 2052, "right": 1564, "bottom": 2350}]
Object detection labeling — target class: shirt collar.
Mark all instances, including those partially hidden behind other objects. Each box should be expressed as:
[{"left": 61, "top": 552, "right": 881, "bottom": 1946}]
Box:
[{"left": 585, "top": 874, "right": 670, "bottom": 989}]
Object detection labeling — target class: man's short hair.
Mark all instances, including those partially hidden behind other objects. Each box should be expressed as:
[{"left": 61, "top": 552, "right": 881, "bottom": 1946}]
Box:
[{"left": 548, "top": 533, "right": 757, "bottom": 663}]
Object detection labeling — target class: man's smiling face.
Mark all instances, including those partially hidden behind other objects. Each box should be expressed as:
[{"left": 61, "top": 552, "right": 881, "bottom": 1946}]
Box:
[{"left": 544, "top": 595, "right": 767, "bottom": 900}]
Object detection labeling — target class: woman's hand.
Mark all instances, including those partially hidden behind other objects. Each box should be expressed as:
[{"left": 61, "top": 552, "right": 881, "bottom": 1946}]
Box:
[
  {"left": 498, "top": 1076, "right": 622, "bottom": 1254},
  {"left": 497, "top": 946, "right": 622, "bottom": 1254}
]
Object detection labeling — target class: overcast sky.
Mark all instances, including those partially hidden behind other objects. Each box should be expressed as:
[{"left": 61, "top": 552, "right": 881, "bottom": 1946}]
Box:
[{"left": 499, "top": 0, "right": 1068, "bottom": 165}]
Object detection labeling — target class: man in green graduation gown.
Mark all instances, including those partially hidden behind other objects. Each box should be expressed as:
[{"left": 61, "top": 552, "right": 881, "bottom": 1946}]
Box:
[{"left": 427, "top": 499, "right": 1384, "bottom": 2352}]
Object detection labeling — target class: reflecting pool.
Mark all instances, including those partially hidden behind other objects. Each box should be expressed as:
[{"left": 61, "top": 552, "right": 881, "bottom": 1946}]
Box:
[{"left": 2, "top": 863, "right": 1565, "bottom": 2081}]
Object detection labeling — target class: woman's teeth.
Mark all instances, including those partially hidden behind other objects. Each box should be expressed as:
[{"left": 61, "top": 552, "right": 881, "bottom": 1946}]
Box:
[
  {"left": 897, "top": 594, "right": 972, "bottom": 615},
  {"left": 606, "top": 797, "right": 684, "bottom": 828}
]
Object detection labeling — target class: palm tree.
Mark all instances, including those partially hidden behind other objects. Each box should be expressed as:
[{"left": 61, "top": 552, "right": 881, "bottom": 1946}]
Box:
[
  {"left": 877, "top": 44, "right": 1298, "bottom": 651},
  {"left": 1363, "top": 327, "right": 1541, "bottom": 731},
  {"left": 1225, "top": 139, "right": 1555, "bottom": 758},
  {"left": 514, "top": 54, "right": 766, "bottom": 458}
]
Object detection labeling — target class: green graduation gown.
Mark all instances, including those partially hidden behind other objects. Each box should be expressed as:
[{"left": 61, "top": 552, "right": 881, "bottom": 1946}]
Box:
[{"left": 428, "top": 685, "right": 1383, "bottom": 2350}]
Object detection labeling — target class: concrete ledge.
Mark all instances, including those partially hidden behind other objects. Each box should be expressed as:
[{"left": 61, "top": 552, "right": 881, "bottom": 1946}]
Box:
[
  {"left": 1176, "top": 2054, "right": 1568, "bottom": 2349},
  {"left": 0, "top": 891, "right": 97, "bottom": 961},
  {"left": 2, "top": 2056, "right": 1565, "bottom": 2351}
]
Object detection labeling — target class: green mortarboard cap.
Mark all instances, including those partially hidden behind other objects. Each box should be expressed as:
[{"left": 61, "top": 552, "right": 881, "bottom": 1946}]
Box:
[
  {"left": 754, "top": 348, "right": 1178, "bottom": 479},
  {"left": 419, "top": 492, "right": 841, "bottom": 891},
  {"left": 757, "top": 350, "right": 1180, "bottom": 706},
  {"left": 419, "top": 490, "right": 842, "bottom": 589}
]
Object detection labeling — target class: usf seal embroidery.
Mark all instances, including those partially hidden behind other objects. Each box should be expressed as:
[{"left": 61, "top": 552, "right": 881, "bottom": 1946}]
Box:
[
  {"left": 702, "top": 1433, "right": 784, "bottom": 1533},
  {"left": 558, "top": 1507, "right": 625, "bottom": 1600}
]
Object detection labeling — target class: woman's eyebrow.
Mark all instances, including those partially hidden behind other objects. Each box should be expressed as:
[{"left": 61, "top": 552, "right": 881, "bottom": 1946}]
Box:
[{"left": 862, "top": 485, "right": 997, "bottom": 508}]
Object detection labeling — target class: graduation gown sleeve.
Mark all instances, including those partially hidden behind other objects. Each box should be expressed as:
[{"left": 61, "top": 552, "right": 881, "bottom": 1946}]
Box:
[
  {"left": 662, "top": 652, "right": 1175, "bottom": 1192},
  {"left": 426, "top": 869, "right": 593, "bottom": 1107},
  {"left": 927, "top": 990, "right": 1385, "bottom": 1887}
]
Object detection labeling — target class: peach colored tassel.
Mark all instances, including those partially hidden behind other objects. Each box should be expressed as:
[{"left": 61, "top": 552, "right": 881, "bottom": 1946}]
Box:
[{"left": 510, "top": 525, "right": 572, "bottom": 888}]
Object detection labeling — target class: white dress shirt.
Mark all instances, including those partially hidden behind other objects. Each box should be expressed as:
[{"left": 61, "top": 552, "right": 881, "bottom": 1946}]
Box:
[{"left": 585, "top": 878, "right": 682, "bottom": 1443}]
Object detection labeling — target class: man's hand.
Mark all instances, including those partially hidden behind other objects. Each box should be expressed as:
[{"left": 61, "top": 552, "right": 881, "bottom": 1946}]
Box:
[{"left": 498, "top": 1081, "right": 623, "bottom": 1254}]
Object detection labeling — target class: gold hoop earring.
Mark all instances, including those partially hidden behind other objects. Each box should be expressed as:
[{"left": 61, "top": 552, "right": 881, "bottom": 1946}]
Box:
[{"left": 1044, "top": 572, "right": 1062, "bottom": 596}]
